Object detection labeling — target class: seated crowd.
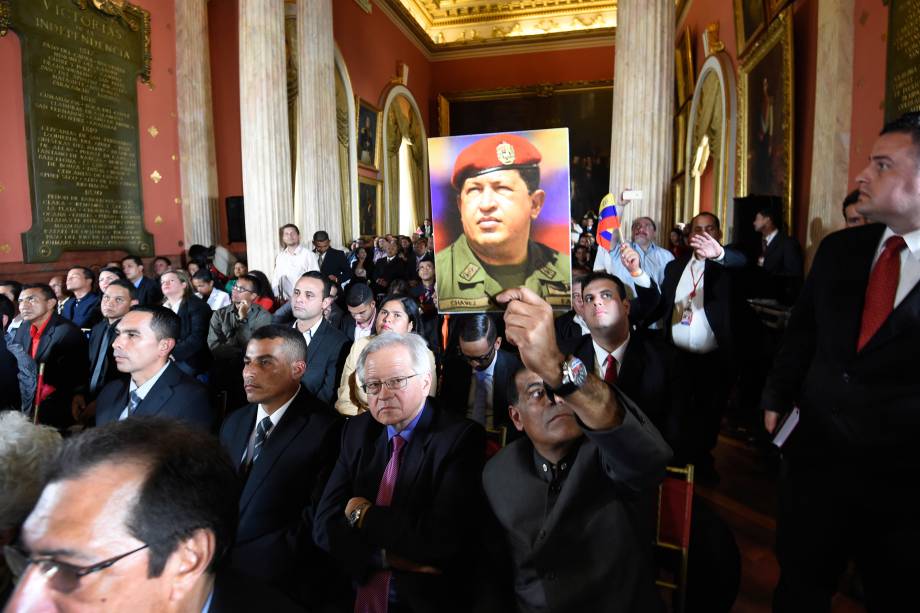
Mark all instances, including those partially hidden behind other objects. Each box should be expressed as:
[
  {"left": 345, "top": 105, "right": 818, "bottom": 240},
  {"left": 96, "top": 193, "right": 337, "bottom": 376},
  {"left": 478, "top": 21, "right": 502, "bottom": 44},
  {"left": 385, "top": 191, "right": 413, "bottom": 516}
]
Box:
[{"left": 0, "top": 152, "right": 882, "bottom": 612}]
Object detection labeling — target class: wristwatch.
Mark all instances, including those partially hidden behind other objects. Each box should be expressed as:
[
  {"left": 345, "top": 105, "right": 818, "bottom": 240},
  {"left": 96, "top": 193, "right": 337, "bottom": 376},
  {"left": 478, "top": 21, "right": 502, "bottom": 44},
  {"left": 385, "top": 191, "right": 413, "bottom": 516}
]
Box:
[
  {"left": 347, "top": 503, "right": 370, "bottom": 529},
  {"left": 549, "top": 355, "right": 588, "bottom": 397}
]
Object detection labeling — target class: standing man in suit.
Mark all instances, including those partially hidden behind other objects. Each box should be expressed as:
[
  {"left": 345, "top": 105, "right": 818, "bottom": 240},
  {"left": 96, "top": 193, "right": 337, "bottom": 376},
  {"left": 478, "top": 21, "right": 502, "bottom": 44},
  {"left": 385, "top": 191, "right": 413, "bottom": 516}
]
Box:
[
  {"left": 219, "top": 325, "right": 342, "bottom": 607},
  {"left": 752, "top": 207, "right": 804, "bottom": 304},
  {"left": 484, "top": 285, "right": 671, "bottom": 613},
  {"left": 646, "top": 212, "right": 752, "bottom": 482},
  {"left": 121, "top": 255, "right": 163, "bottom": 307},
  {"left": 61, "top": 266, "right": 102, "bottom": 329},
  {"left": 71, "top": 280, "right": 137, "bottom": 423},
  {"left": 763, "top": 112, "right": 920, "bottom": 611},
  {"left": 13, "top": 284, "right": 88, "bottom": 429},
  {"left": 314, "top": 332, "right": 488, "bottom": 612},
  {"left": 340, "top": 282, "right": 377, "bottom": 342},
  {"left": 441, "top": 314, "right": 520, "bottom": 435},
  {"left": 314, "top": 230, "right": 353, "bottom": 286},
  {"left": 95, "top": 306, "right": 214, "bottom": 430},
  {"left": 291, "top": 272, "right": 351, "bottom": 406}
]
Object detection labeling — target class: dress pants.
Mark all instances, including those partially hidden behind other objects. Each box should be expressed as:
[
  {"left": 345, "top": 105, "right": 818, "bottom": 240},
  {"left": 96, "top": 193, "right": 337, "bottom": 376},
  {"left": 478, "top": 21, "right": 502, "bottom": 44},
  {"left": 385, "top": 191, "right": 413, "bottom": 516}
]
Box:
[{"left": 774, "top": 458, "right": 920, "bottom": 613}]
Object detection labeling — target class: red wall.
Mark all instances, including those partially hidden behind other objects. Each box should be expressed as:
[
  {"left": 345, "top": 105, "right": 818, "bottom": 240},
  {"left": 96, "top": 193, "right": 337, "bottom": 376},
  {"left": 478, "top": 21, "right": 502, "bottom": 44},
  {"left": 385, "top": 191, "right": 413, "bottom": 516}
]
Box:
[
  {"left": 0, "top": 0, "right": 183, "bottom": 278},
  {"left": 848, "top": 0, "right": 888, "bottom": 186},
  {"left": 208, "top": 0, "right": 242, "bottom": 245}
]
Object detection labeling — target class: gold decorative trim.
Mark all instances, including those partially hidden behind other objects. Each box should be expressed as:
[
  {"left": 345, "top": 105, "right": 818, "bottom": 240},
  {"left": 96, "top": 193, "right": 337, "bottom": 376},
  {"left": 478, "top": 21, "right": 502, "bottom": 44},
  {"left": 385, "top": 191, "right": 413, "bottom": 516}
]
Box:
[
  {"left": 0, "top": 243, "right": 10, "bottom": 254},
  {"left": 147, "top": 125, "right": 159, "bottom": 138},
  {"left": 67, "top": 0, "right": 151, "bottom": 82},
  {"left": 149, "top": 170, "right": 162, "bottom": 183},
  {"left": 735, "top": 7, "right": 794, "bottom": 232},
  {"left": 0, "top": 181, "right": 5, "bottom": 193},
  {"left": 0, "top": 0, "right": 10, "bottom": 37},
  {"left": 154, "top": 215, "right": 163, "bottom": 224}
]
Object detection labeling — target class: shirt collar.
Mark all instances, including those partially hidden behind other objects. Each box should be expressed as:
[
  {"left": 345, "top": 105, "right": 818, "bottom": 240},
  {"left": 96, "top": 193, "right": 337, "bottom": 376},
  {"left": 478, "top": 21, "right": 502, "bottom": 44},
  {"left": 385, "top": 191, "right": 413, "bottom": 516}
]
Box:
[
  {"left": 129, "top": 361, "right": 171, "bottom": 400},
  {"left": 532, "top": 437, "right": 584, "bottom": 483},
  {"left": 764, "top": 229, "right": 779, "bottom": 245},
  {"left": 257, "top": 387, "right": 300, "bottom": 431},
  {"left": 592, "top": 334, "right": 629, "bottom": 373},
  {"left": 386, "top": 401, "right": 427, "bottom": 442},
  {"left": 880, "top": 226, "right": 920, "bottom": 261},
  {"left": 476, "top": 348, "right": 499, "bottom": 378}
]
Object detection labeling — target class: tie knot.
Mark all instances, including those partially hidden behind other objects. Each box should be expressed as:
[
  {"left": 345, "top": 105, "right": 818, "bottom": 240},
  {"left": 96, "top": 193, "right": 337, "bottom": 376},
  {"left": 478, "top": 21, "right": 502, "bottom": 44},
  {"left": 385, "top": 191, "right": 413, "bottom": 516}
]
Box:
[
  {"left": 129, "top": 390, "right": 140, "bottom": 405},
  {"left": 391, "top": 434, "right": 405, "bottom": 454},
  {"left": 884, "top": 235, "right": 907, "bottom": 254},
  {"left": 257, "top": 415, "right": 273, "bottom": 437}
]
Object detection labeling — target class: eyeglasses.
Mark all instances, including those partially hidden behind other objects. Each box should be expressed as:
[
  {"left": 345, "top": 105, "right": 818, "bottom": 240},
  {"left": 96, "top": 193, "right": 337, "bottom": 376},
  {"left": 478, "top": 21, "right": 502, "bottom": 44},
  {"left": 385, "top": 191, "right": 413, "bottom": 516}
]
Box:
[
  {"left": 4, "top": 543, "right": 149, "bottom": 594},
  {"left": 232, "top": 285, "right": 255, "bottom": 294},
  {"left": 461, "top": 344, "right": 496, "bottom": 365},
  {"left": 362, "top": 373, "right": 418, "bottom": 395}
]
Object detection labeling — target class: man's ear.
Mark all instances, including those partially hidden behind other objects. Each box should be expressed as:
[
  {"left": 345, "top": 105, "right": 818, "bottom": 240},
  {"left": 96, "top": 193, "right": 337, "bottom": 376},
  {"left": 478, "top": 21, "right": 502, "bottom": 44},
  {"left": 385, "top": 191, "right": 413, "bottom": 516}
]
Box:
[
  {"left": 164, "top": 529, "right": 215, "bottom": 604},
  {"left": 160, "top": 337, "right": 177, "bottom": 356},
  {"left": 529, "top": 189, "right": 546, "bottom": 219},
  {"left": 494, "top": 337, "right": 502, "bottom": 351},
  {"left": 291, "top": 359, "right": 307, "bottom": 381},
  {"left": 508, "top": 405, "right": 525, "bottom": 432}
]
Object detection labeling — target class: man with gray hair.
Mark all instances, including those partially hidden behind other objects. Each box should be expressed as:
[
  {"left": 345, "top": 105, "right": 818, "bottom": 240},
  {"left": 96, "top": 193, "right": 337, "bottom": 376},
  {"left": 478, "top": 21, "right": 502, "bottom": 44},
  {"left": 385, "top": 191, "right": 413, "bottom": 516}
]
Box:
[
  {"left": 314, "top": 331, "right": 495, "bottom": 612},
  {"left": 0, "top": 412, "right": 62, "bottom": 603}
]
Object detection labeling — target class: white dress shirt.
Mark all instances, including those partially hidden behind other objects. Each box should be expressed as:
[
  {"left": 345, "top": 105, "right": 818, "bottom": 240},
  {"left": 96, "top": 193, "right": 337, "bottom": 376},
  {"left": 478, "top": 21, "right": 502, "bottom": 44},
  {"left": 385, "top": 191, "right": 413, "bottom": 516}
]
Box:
[
  {"left": 294, "top": 318, "right": 323, "bottom": 346},
  {"left": 120, "top": 361, "right": 171, "bottom": 420},
  {"left": 592, "top": 336, "right": 629, "bottom": 379},
  {"left": 272, "top": 245, "right": 319, "bottom": 301},
  {"left": 670, "top": 256, "right": 719, "bottom": 354},
  {"left": 166, "top": 298, "right": 182, "bottom": 314},
  {"left": 243, "top": 388, "right": 299, "bottom": 464},
  {"left": 467, "top": 349, "right": 498, "bottom": 429},
  {"left": 204, "top": 289, "right": 231, "bottom": 311},
  {"left": 874, "top": 227, "right": 920, "bottom": 308},
  {"left": 593, "top": 241, "right": 674, "bottom": 297},
  {"left": 354, "top": 316, "right": 375, "bottom": 341}
]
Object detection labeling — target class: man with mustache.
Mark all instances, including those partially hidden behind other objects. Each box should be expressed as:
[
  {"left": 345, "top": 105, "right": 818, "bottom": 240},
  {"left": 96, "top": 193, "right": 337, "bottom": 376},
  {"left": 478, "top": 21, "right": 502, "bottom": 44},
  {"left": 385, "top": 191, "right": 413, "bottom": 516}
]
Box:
[
  {"left": 483, "top": 286, "right": 671, "bottom": 612},
  {"left": 435, "top": 133, "right": 571, "bottom": 311}
]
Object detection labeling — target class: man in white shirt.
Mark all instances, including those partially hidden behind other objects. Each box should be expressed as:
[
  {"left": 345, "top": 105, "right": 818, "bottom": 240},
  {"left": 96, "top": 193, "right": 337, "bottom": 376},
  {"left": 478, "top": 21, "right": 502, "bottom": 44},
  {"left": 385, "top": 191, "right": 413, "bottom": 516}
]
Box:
[
  {"left": 272, "top": 224, "right": 319, "bottom": 301},
  {"left": 647, "top": 212, "right": 750, "bottom": 483},
  {"left": 593, "top": 217, "right": 674, "bottom": 296}
]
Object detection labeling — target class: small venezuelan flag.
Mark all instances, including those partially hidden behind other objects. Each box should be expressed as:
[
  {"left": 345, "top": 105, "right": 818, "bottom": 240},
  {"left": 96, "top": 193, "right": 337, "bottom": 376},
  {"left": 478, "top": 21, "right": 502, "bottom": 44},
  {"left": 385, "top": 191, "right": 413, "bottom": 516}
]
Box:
[{"left": 596, "top": 193, "right": 620, "bottom": 251}]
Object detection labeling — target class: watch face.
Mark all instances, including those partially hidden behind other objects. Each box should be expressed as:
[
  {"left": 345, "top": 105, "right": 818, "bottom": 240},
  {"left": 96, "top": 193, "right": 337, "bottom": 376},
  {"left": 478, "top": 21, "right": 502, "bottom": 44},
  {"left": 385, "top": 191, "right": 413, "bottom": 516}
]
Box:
[{"left": 570, "top": 357, "right": 588, "bottom": 386}]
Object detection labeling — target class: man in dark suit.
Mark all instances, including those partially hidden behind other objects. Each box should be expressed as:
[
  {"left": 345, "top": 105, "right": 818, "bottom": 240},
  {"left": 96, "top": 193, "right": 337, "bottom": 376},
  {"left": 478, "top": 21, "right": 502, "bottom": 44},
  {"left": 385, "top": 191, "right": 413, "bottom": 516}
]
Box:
[
  {"left": 61, "top": 266, "right": 102, "bottom": 329},
  {"left": 95, "top": 306, "right": 214, "bottom": 430},
  {"left": 291, "top": 272, "right": 351, "bottom": 406},
  {"left": 762, "top": 112, "right": 920, "bottom": 611},
  {"left": 752, "top": 207, "right": 804, "bottom": 305},
  {"left": 373, "top": 239, "right": 408, "bottom": 295},
  {"left": 339, "top": 282, "right": 376, "bottom": 342},
  {"left": 4, "top": 417, "right": 302, "bottom": 613},
  {"left": 13, "top": 284, "right": 88, "bottom": 429},
  {"left": 314, "top": 332, "right": 488, "bottom": 612},
  {"left": 71, "top": 280, "right": 137, "bottom": 424},
  {"left": 484, "top": 285, "right": 671, "bottom": 613},
  {"left": 121, "top": 254, "right": 163, "bottom": 307},
  {"left": 646, "top": 212, "right": 754, "bottom": 481},
  {"left": 314, "top": 230, "right": 353, "bottom": 286},
  {"left": 219, "top": 325, "right": 342, "bottom": 607},
  {"left": 441, "top": 314, "right": 520, "bottom": 436}
]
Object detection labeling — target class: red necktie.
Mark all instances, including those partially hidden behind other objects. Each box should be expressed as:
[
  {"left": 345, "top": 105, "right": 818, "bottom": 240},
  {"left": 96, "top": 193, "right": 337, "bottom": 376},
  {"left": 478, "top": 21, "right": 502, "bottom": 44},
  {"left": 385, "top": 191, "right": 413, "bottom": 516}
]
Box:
[
  {"left": 29, "top": 325, "right": 42, "bottom": 359},
  {"left": 858, "top": 235, "right": 907, "bottom": 351},
  {"left": 355, "top": 435, "right": 406, "bottom": 613},
  {"left": 604, "top": 355, "right": 618, "bottom": 385}
]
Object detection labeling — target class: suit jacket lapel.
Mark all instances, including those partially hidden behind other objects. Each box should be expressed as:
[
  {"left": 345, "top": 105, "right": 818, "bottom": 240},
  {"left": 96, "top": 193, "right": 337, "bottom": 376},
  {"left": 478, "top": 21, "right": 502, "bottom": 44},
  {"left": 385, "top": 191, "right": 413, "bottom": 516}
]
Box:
[
  {"left": 240, "top": 400, "right": 307, "bottom": 511},
  {"left": 228, "top": 405, "right": 256, "bottom": 471},
  {"left": 307, "top": 320, "right": 328, "bottom": 362},
  {"left": 618, "top": 337, "right": 645, "bottom": 392},
  {"left": 860, "top": 274, "right": 920, "bottom": 354},
  {"left": 838, "top": 226, "right": 885, "bottom": 356},
  {"left": 136, "top": 364, "right": 178, "bottom": 417},
  {"left": 392, "top": 402, "right": 435, "bottom": 508},
  {"left": 34, "top": 316, "right": 59, "bottom": 364}
]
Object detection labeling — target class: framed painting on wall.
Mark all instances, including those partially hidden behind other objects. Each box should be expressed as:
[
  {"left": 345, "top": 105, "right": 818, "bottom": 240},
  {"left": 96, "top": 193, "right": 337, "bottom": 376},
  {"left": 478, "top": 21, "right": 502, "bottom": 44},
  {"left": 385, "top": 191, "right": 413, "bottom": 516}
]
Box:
[
  {"left": 674, "top": 105, "right": 689, "bottom": 176},
  {"left": 357, "top": 176, "right": 383, "bottom": 237},
  {"left": 356, "top": 98, "right": 382, "bottom": 171},
  {"left": 733, "top": 0, "right": 768, "bottom": 58},
  {"left": 736, "top": 7, "right": 794, "bottom": 231},
  {"left": 675, "top": 28, "right": 695, "bottom": 108}
]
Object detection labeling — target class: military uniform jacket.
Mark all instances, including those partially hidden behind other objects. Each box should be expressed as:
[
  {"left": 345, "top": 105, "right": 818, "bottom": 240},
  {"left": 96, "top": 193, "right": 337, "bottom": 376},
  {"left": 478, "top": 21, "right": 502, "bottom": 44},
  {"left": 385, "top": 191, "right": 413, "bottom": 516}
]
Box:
[{"left": 435, "top": 235, "right": 570, "bottom": 311}]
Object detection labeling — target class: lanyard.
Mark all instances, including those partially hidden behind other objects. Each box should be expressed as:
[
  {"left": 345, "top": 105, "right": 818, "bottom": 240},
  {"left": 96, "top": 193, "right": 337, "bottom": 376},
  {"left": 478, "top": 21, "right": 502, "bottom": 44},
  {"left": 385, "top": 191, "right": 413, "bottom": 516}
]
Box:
[{"left": 689, "top": 261, "right": 704, "bottom": 299}]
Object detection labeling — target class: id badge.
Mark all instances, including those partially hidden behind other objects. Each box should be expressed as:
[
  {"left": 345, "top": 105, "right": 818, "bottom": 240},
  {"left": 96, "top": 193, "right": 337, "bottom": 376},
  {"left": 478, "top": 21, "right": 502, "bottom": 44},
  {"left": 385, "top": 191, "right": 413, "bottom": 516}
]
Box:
[{"left": 680, "top": 307, "right": 693, "bottom": 326}]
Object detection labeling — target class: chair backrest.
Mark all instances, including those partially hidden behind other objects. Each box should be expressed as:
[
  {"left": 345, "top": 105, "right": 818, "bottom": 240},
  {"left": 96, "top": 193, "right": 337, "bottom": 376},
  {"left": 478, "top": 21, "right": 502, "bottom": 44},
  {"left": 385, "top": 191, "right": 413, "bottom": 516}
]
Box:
[{"left": 655, "top": 464, "right": 694, "bottom": 613}]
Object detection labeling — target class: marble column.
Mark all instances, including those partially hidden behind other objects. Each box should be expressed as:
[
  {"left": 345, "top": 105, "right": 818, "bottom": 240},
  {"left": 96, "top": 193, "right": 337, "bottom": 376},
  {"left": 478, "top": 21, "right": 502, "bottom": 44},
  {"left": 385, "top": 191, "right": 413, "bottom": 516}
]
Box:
[
  {"left": 295, "top": 0, "right": 344, "bottom": 247},
  {"left": 807, "top": 0, "right": 854, "bottom": 266},
  {"left": 608, "top": 0, "right": 675, "bottom": 240},
  {"left": 174, "top": 0, "right": 219, "bottom": 247},
  {"left": 239, "top": 0, "right": 293, "bottom": 274}
]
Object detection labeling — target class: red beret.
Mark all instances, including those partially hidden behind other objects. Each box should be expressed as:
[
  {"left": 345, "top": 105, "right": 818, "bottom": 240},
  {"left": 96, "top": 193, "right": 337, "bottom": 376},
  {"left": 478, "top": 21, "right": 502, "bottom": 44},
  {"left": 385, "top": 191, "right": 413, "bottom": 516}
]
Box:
[{"left": 451, "top": 133, "right": 542, "bottom": 189}]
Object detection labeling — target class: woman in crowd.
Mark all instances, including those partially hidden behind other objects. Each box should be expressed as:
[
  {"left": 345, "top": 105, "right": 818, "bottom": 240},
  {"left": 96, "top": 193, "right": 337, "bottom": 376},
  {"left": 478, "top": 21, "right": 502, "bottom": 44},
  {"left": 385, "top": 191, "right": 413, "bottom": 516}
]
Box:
[
  {"left": 160, "top": 270, "right": 213, "bottom": 378},
  {"left": 334, "top": 295, "right": 437, "bottom": 416},
  {"left": 350, "top": 245, "right": 374, "bottom": 285},
  {"left": 225, "top": 258, "right": 248, "bottom": 293},
  {"left": 247, "top": 270, "right": 277, "bottom": 313}
]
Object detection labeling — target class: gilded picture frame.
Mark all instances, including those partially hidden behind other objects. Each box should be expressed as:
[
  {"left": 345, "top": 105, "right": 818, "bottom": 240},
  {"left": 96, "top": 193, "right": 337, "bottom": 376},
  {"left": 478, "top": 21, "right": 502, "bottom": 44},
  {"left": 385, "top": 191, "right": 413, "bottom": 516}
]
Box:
[
  {"left": 733, "top": 0, "right": 768, "bottom": 58},
  {"left": 674, "top": 105, "right": 689, "bottom": 176},
  {"left": 357, "top": 175, "right": 383, "bottom": 237},
  {"left": 356, "top": 97, "right": 382, "bottom": 172},
  {"left": 675, "top": 28, "right": 695, "bottom": 108},
  {"left": 736, "top": 7, "right": 794, "bottom": 232}
]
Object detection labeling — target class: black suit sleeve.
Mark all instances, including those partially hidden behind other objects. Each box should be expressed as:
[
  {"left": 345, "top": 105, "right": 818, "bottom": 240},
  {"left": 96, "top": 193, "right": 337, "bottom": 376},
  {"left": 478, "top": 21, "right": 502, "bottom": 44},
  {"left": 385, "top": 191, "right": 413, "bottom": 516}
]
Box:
[{"left": 173, "top": 298, "right": 212, "bottom": 364}]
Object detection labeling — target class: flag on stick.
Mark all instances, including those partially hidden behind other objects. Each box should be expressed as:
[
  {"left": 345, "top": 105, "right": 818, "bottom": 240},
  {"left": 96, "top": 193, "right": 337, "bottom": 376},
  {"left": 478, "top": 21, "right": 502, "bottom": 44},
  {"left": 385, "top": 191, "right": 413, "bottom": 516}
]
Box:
[{"left": 596, "top": 193, "right": 620, "bottom": 251}]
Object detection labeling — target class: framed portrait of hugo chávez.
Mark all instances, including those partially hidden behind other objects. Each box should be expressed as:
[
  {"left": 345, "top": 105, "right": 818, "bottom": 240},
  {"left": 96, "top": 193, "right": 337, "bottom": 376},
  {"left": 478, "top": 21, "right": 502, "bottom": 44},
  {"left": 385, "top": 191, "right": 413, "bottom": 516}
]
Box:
[
  {"left": 733, "top": 0, "right": 768, "bottom": 58},
  {"left": 428, "top": 128, "right": 572, "bottom": 314},
  {"left": 356, "top": 98, "right": 382, "bottom": 171},
  {"left": 736, "top": 7, "right": 795, "bottom": 231},
  {"left": 357, "top": 175, "right": 383, "bottom": 237}
]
